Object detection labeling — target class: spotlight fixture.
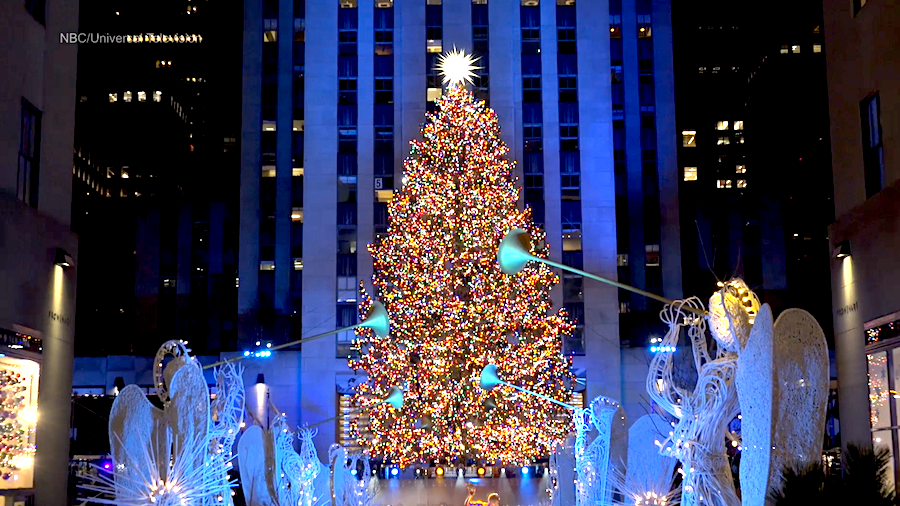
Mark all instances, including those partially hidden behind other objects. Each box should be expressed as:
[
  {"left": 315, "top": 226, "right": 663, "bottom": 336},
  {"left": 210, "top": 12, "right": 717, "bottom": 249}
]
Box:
[
  {"left": 477, "top": 467, "right": 485, "bottom": 476},
  {"left": 833, "top": 240, "right": 851, "bottom": 259},
  {"left": 256, "top": 374, "right": 265, "bottom": 385},
  {"left": 435, "top": 467, "right": 444, "bottom": 476},
  {"left": 391, "top": 468, "right": 399, "bottom": 477},
  {"left": 55, "top": 248, "right": 74, "bottom": 268}
]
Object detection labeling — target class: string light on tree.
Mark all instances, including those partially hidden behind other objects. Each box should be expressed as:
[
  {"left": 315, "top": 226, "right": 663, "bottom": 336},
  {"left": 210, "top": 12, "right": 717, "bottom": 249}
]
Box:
[{"left": 350, "top": 50, "right": 574, "bottom": 467}]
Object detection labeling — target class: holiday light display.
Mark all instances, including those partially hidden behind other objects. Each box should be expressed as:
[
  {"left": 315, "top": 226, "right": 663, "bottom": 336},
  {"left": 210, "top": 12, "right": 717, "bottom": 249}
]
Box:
[
  {"left": 350, "top": 70, "right": 575, "bottom": 467},
  {"left": 0, "top": 358, "right": 38, "bottom": 489},
  {"left": 868, "top": 353, "right": 889, "bottom": 426}
]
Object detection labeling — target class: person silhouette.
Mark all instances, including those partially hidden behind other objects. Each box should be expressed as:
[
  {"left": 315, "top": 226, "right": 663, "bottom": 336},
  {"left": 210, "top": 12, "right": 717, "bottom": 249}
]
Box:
[{"left": 465, "top": 483, "right": 500, "bottom": 506}]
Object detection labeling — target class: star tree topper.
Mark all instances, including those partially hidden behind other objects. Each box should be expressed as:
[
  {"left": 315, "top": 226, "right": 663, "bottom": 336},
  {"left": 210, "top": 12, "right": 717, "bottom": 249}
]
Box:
[{"left": 436, "top": 48, "right": 482, "bottom": 86}]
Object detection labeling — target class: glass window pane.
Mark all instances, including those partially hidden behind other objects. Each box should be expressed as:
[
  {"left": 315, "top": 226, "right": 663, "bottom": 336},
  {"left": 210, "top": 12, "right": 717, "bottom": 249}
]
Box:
[
  {"left": 873, "top": 429, "right": 895, "bottom": 493},
  {"left": 869, "top": 351, "right": 891, "bottom": 429}
]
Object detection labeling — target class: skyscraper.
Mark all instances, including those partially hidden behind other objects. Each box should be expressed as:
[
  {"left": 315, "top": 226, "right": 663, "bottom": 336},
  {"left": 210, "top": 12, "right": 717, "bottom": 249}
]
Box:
[
  {"left": 239, "top": 0, "right": 681, "bottom": 454},
  {"left": 673, "top": 0, "right": 833, "bottom": 332},
  {"left": 72, "top": 0, "right": 243, "bottom": 356}
]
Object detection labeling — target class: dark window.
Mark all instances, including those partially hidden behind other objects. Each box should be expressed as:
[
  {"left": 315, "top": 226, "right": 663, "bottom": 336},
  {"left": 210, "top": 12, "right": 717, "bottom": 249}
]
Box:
[
  {"left": 556, "top": 6, "right": 576, "bottom": 54},
  {"left": 17, "top": 98, "right": 41, "bottom": 207},
  {"left": 338, "top": 7, "right": 358, "bottom": 55},
  {"left": 25, "top": 0, "right": 45, "bottom": 24},
  {"left": 338, "top": 153, "right": 357, "bottom": 176},
  {"left": 337, "top": 253, "right": 357, "bottom": 277},
  {"left": 375, "top": 7, "right": 393, "bottom": 55},
  {"left": 338, "top": 56, "right": 358, "bottom": 105},
  {"left": 523, "top": 101, "right": 543, "bottom": 152},
  {"left": 523, "top": 75, "right": 541, "bottom": 103},
  {"left": 560, "top": 152, "right": 580, "bottom": 200},
  {"left": 523, "top": 151, "right": 543, "bottom": 175},
  {"left": 473, "top": 4, "right": 488, "bottom": 53},
  {"left": 521, "top": 6, "right": 540, "bottom": 54},
  {"left": 558, "top": 54, "right": 578, "bottom": 102},
  {"left": 426, "top": 4, "right": 442, "bottom": 41},
  {"left": 559, "top": 103, "right": 579, "bottom": 151},
  {"left": 524, "top": 174, "right": 544, "bottom": 203},
  {"left": 375, "top": 126, "right": 393, "bottom": 153},
  {"left": 861, "top": 93, "right": 885, "bottom": 198},
  {"left": 338, "top": 105, "right": 357, "bottom": 153}
]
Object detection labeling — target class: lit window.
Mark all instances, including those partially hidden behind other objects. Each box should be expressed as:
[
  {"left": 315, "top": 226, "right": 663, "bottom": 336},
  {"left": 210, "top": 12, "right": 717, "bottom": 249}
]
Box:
[
  {"left": 716, "top": 121, "right": 729, "bottom": 130},
  {"left": 683, "top": 167, "right": 698, "bottom": 181},
  {"left": 109, "top": 93, "right": 118, "bottom": 102},
  {"left": 263, "top": 120, "right": 276, "bottom": 131},
  {"left": 262, "top": 168, "right": 276, "bottom": 177},
  {"left": 736, "top": 165, "right": 746, "bottom": 174},
  {"left": 123, "top": 91, "right": 132, "bottom": 102},
  {"left": 427, "top": 87, "right": 442, "bottom": 102},
  {"left": 427, "top": 40, "right": 442, "bottom": 53},
  {"left": 260, "top": 261, "right": 275, "bottom": 271},
  {"left": 717, "top": 179, "right": 732, "bottom": 189},
  {"left": 737, "top": 180, "right": 747, "bottom": 188},
  {"left": 153, "top": 91, "right": 162, "bottom": 102},
  {"left": 733, "top": 120, "right": 743, "bottom": 130},
  {"left": 138, "top": 91, "right": 147, "bottom": 102},
  {"left": 682, "top": 130, "right": 696, "bottom": 147},
  {"left": 293, "top": 258, "right": 303, "bottom": 271},
  {"left": 293, "top": 120, "right": 304, "bottom": 131},
  {"left": 292, "top": 168, "right": 303, "bottom": 176},
  {"left": 813, "top": 44, "right": 822, "bottom": 53},
  {"left": 291, "top": 208, "right": 303, "bottom": 222},
  {"left": 264, "top": 18, "right": 277, "bottom": 42},
  {"left": 698, "top": 66, "right": 706, "bottom": 73},
  {"left": 780, "top": 45, "right": 788, "bottom": 54},
  {"left": 340, "top": 0, "right": 357, "bottom": 6},
  {"left": 122, "top": 170, "right": 129, "bottom": 179},
  {"left": 791, "top": 45, "right": 800, "bottom": 53},
  {"left": 813, "top": 25, "right": 821, "bottom": 33},
  {"left": 717, "top": 136, "right": 730, "bottom": 145},
  {"left": 638, "top": 26, "right": 651, "bottom": 38}
]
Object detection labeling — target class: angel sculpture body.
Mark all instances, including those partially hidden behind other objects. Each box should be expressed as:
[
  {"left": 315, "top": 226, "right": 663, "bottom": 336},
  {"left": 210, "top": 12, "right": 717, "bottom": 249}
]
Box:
[
  {"left": 80, "top": 340, "right": 244, "bottom": 506},
  {"left": 573, "top": 396, "right": 627, "bottom": 506},
  {"left": 648, "top": 297, "right": 741, "bottom": 506}
]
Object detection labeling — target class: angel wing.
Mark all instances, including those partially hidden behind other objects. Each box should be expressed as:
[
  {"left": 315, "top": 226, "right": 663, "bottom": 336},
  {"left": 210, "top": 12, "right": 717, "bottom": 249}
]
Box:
[
  {"left": 736, "top": 305, "right": 828, "bottom": 506},
  {"left": 238, "top": 425, "right": 277, "bottom": 506}
]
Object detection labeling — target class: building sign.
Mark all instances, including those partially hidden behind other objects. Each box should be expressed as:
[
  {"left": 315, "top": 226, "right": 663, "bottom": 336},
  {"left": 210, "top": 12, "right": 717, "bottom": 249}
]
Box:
[
  {"left": 836, "top": 301, "right": 858, "bottom": 317},
  {"left": 48, "top": 310, "right": 71, "bottom": 326}
]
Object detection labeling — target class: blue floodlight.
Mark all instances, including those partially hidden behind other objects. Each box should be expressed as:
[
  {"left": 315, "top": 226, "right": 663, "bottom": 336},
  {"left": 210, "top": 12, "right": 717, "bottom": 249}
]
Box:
[
  {"left": 351, "top": 469, "right": 357, "bottom": 476},
  {"left": 521, "top": 466, "right": 530, "bottom": 475},
  {"left": 651, "top": 345, "right": 676, "bottom": 353},
  {"left": 391, "top": 468, "right": 399, "bottom": 476},
  {"left": 243, "top": 351, "right": 250, "bottom": 357}
]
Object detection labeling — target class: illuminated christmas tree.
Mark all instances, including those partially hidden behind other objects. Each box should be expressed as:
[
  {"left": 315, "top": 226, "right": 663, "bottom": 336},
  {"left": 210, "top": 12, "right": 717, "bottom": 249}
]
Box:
[{"left": 350, "top": 50, "right": 575, "bottom": 467}]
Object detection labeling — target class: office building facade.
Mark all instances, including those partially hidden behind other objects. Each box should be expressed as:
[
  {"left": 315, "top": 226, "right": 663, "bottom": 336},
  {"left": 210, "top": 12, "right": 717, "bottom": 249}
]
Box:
[
  {"left": 0, "top": 0, "right": 80, "bottom": 503},
  {"left": 825, "top": 0, "right": 900, "bottom": 491},
  {"left": 239, "top": 0, "right": 680, "bottom": 456}
]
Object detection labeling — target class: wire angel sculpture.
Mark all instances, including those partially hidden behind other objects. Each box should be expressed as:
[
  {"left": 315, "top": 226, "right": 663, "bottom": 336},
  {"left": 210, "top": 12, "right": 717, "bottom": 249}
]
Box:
[
  {"left": 328, "top": 445, "right": 376, "bottom": 506},
  {"left": 238, "top": 416, "right": 331, "bottom": 506},
  {"left": 647, "top": 297, "right": 741, "bottom": 506},
  {"left": 549, "top": 434, "right": 577, "bottom": 506},
  {"left": 574, "top": 396, "right": 628, "bottom": 506},
  {"left": 79, "top": 340, "right": 243, "bottom": 506},
  {"left": 611, "top": 414, "right": 680, "bottom": 506}
]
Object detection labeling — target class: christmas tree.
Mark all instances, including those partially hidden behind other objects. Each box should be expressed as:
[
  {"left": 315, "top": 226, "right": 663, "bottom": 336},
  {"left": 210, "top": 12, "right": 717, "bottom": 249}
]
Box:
[{"left": 350, "top": 51, "right": 575, "bottom": 467}]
